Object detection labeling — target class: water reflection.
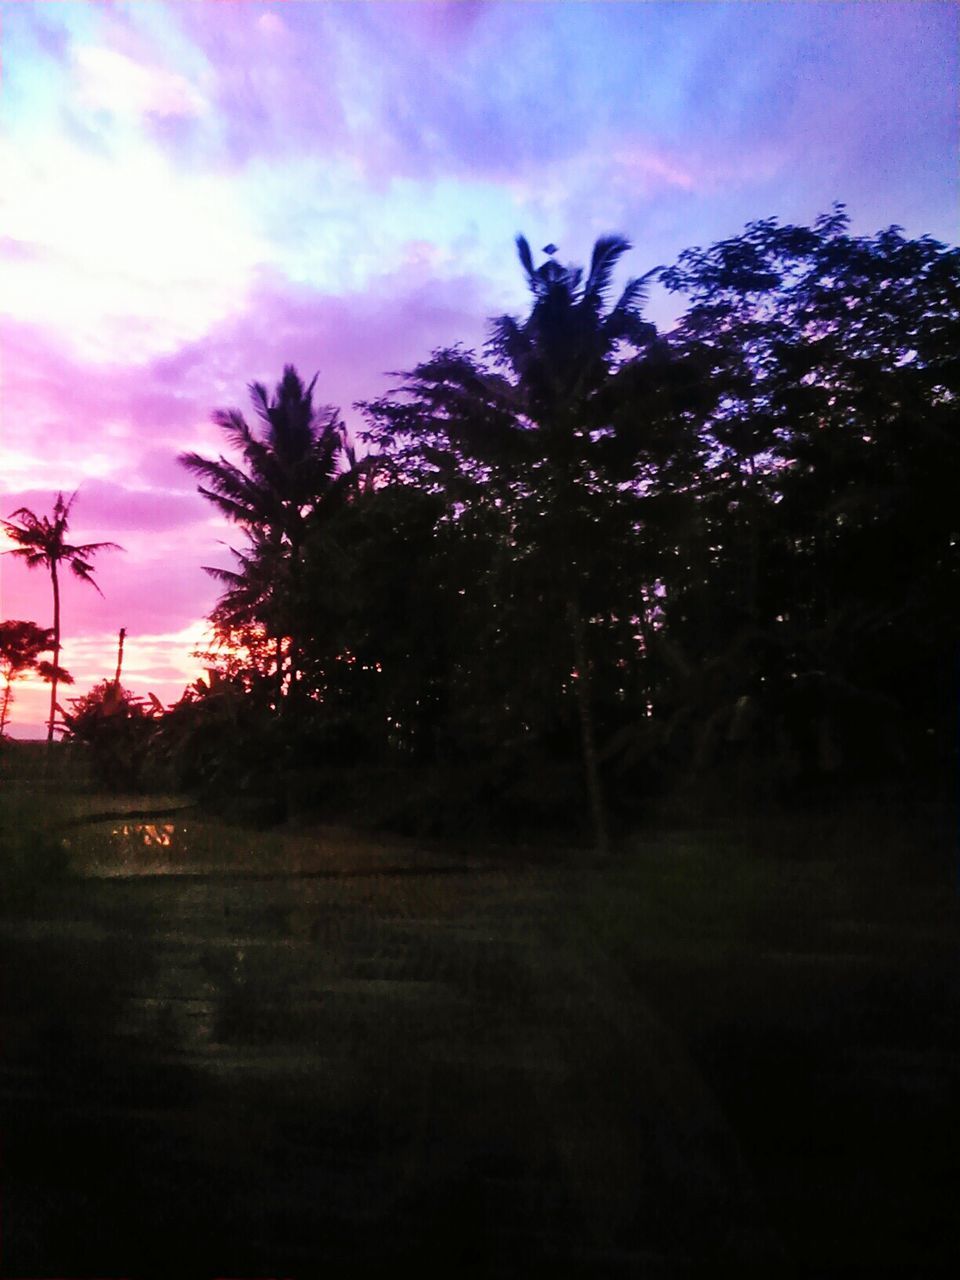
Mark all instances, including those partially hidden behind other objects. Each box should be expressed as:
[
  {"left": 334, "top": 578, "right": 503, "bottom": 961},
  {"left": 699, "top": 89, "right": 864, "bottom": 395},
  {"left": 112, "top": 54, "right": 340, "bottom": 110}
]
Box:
[{"left": 112, "top": 822, "right": 178, "bottom": 847}]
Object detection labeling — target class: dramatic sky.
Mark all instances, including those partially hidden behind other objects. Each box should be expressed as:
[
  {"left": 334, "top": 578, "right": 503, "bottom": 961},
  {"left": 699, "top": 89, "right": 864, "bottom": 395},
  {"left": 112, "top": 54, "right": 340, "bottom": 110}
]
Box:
[{"left": 1, "top": 1, "right": 957, "bottom": 735}]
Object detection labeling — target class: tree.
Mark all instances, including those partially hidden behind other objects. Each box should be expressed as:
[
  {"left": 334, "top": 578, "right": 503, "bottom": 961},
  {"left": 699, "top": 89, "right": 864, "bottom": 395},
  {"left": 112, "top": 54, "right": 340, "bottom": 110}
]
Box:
[
  {"left": 0, "top": 619, "right": 58, "bottom": 736},
  {"left": 656, "top": 207, "right": 960, "bottom": 790},
  {"left": 2, "top": 493, "right": 121, "bottom": 742},
  {"left": 180, "top": 365, "right": 355, "bottom": 710},
  {"left": 363, "top": 237, "right": 663, "bottom": 851}
]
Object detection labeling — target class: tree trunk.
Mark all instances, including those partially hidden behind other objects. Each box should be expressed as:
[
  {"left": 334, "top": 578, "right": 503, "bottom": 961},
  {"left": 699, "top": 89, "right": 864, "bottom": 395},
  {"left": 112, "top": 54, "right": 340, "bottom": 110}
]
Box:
[
  {"left": 285, "top": 540, "right": 303, "bottom": 716},
  {"left": 47, "top": 562, "right": 60, "bottom": 743},
  {"left": 567, "top": 598, "right": 610, "bottom": 856},
  {"left": 274, "top": 633, "right": 284, "bottom": 712},
  {"left": 114, "top": 627, "right": 126, "bottom": 687},
  {"left": 0, "top": 679, "right": 11, "bottom": 736}
]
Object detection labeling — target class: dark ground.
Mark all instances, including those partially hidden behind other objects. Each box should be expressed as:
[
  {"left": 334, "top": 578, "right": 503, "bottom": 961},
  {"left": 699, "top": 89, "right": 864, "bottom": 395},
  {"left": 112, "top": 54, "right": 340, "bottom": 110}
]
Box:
[{"left": 1, "top": 801, "right": 958, "bottom": 1277}]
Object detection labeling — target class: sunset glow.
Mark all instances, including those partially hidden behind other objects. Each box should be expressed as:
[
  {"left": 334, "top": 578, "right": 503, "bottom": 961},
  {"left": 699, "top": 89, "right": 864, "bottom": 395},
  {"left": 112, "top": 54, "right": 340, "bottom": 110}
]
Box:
[{"left": 2, "top": 0, "right": 956, "bottom": 735}]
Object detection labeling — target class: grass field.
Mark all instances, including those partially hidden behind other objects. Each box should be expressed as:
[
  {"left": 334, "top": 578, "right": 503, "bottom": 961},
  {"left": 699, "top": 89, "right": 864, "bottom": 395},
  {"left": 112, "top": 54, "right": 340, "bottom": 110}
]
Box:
[{"left": 1, "top": 778, "right": 957, "bottom": 1276}]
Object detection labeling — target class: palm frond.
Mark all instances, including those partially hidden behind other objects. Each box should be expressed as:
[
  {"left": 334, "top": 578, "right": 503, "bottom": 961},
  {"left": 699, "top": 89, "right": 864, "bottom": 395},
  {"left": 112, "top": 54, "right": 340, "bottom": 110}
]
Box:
[
  {"left": 202, "top": 564, "right": 246, "bottom": 585},
  {"left": 516, "top": 235, "right": 536, "bottom": 287},
  {"left": 212, "top": 408, "right": 257, "bottom": 456},
  {"left": 583, "top": 235, "right": 632, "bottom": 310},
  {"left": 613, "top": 272, "right": 653, "bottom": 316},
  {"left": 67, "top": 540, "right": 124, "bottom": 557},
  {"left": 488, "top": 314, "right": 532, "bottom": 372},
  {"left": 248, "top": 381, "right": 272, "bottom": 425},
  {"left": 4, "top": 508, "right": 45, "bottom": 534},
  {"left": 68, "top": 559, "right": 105, "bottom": 596}
]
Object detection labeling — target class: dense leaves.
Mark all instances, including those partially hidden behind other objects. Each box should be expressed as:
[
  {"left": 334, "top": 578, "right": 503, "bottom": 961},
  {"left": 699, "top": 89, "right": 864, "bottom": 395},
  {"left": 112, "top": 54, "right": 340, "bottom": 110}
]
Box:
[
  {"left": 179, "top": 366, "right": 356, "bottom": 709},
  {"left": 0, "top": 620, "right": 59, "bottom": 737},
  {"left": 59, "top": 680, "right": 160, "bottom": 791},
  {"left": 174, "top": 212, "right": 958, "bottom": 838}
]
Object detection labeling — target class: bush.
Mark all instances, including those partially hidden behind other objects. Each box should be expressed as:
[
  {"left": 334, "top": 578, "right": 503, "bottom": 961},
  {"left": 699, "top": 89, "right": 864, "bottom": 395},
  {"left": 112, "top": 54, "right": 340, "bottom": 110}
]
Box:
[{"left": 60, "top": 681, "right": 160, "bottom": 792}]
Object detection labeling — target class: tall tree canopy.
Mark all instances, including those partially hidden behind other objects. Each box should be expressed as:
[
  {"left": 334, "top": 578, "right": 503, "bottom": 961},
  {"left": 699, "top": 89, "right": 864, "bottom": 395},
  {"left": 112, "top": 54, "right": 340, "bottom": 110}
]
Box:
[
  {"left": 362, "top": 235, "right": 672, "bottom": 850},
  {"left": 180, "top": 365, "right": 354, "bottom": 707}
]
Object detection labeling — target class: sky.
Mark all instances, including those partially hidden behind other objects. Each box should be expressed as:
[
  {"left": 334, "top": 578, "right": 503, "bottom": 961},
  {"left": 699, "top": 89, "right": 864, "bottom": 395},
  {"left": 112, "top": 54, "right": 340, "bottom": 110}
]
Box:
[{"left": 1, "top": 0, "right": 957, "bottom": 736}]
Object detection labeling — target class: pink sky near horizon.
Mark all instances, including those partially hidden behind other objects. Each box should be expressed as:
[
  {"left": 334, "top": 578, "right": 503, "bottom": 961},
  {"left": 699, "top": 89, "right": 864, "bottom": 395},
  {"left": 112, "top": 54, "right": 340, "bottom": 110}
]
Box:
[{"left": 1, "top": 0, "right": 957, "bottom": 736}]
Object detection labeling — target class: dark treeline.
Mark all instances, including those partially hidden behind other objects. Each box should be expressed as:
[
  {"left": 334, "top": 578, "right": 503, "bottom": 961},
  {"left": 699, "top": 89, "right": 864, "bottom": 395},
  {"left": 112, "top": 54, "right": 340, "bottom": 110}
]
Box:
[{"left": 65, "top": 208, "right": 960, "bottom": 845}]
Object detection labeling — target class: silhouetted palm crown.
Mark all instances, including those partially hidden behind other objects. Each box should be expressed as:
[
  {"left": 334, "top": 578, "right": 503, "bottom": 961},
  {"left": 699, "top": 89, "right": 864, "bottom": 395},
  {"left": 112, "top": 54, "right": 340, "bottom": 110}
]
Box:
[
  {"left": 3, "top": 493, "right": 119, "bottom": 594},
  {"left": 179, "top": 366, "right": 348, "bottom": 553},
  {"left": 2, "top": 491, "right": 120, "bottom": 739},
  {"left": 370, "top": 236, "right": 656, "bottom": 482},
  {"left": 488, "top": 235, "right": 655, "bottom": 429}
]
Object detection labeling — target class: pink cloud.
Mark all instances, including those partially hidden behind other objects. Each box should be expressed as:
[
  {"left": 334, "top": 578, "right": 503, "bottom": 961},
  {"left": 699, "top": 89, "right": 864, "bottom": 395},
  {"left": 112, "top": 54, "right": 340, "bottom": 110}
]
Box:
[
  {"left": 1, "top": 260, "right": 493, "bottom": 735},
  {"left": 5, "top": 482, "right": 202, "bottom": 536},
  {"left": 159, "top": 3, "right": 346, "bottom": 169},
  {"left": 0, "top": 237, "right": 44, "bottom": 262},
  {"left": 71, "top": 45, "right": 206, "bottom": 120},
  {"left": 138, "top": 261, "right": 490, "bottom": 445},
  {"left": 0, "top": 319, "right": 208, "bottom": 490},
  {"left": 2, "top": 515, "right": 218, "bottom": 636}
]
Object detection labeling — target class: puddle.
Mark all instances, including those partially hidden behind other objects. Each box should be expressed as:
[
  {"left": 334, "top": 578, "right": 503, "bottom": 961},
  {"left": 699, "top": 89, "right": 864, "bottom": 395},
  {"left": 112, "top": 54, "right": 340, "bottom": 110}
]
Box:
[
  {"left": 112, "top": 822, "right": 178, "bottom": 847},
  {"left": 83, "top": 821, "right": 196, "bottom": 875}
]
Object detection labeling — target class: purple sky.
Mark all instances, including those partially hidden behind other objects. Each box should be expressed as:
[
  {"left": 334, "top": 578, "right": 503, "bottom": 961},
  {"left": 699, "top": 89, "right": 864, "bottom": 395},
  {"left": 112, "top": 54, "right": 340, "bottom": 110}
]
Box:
[{"left": 1, "top": 0, "right": 957, "bottom": 735}]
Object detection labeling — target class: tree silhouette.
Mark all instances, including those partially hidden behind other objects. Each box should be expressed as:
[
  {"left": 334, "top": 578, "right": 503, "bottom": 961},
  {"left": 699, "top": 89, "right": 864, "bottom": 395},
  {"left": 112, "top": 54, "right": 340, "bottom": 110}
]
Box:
[
  {"left": 0, "top": 619, "right": 58, "bottom": 736},
  {"left": 657, "top": 208, "right": 960, "bottom": 788},
  {"left": 180, "top": 366, "right": 355, "bottom": 708},
  {"left": 2, "top": 494, "right": 121, "bottom": 742},
  {"left": 363, "top": 236, "right": 659, "bottom": 851}
]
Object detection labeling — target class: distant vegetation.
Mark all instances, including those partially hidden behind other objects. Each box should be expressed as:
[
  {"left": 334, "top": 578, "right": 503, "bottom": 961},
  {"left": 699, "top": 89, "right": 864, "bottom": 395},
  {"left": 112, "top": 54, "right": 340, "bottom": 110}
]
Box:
[
  {"left": 0, "top": 619, "right": 59, "bottom": 737},
  {"left": 10, "top": 207, "right": 958, "bottom": 846},
  {"left": 1, "top": 492, "right": 120, "bottom": 741}
]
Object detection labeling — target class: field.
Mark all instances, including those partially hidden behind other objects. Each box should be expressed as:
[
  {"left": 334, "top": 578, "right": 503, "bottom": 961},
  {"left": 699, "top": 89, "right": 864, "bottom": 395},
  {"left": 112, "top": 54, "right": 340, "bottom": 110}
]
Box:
[{"left": 1, "top": 775, "right": 958, "bottom": 1276}]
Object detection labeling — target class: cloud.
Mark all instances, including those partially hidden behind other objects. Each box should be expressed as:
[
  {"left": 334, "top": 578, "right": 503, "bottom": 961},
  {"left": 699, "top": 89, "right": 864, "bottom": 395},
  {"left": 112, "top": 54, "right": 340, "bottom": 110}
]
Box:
[
  {"left": 71, "top": 44, "right": 207, "bottom": 119},
  {"left": 3, "top": 0, "right": 955, "bottom": 738},
  {"left": 0, "top": 133, "right": 269, "bottom": 362},
  {"left": 137, "top": 261, "right": 493, "bottom": 445},
  {"left": 0, "top": 237, "right": 44, "bottom": 262},
  {"left": 0, "top": 261, "right": 493, "bottom": 733},
  {"left": 159, "top": 1, "right": 346, "bottom": 170},
  {"left": 0, "top": 319, "right": 208, "bottom": 491},
  {"left": 2, "top": 522, "right": 219, "bottom": 639},
  {"left": 9, "top": 619, "right": 213, "bottom": 736}
]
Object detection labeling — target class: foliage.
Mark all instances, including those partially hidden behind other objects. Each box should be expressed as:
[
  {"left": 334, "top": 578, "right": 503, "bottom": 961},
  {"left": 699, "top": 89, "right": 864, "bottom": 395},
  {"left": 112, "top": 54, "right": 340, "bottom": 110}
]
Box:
[
  {"left": 151, "top": 671, "right": 287, "bottom": 820},
  {"left": 2, "top": 493, "right": 121, "bottom": 742},
  {"left": 360, "top": 237, "right": 676, "bottom": 849},
  {"left": 0, "top": 619, "right": 60, "bottom": 736},
  {"left": 180, "top": 365, "right": 356, "bottom": 709},
  {"left": 653, "top": 207, "right": 959, "bottom": 787},
  {"left": 175, "top": 211, "right": 958, "bottom": 837},
  {"left": 59, "top": 680, "right": 162, "bottom": 791}
]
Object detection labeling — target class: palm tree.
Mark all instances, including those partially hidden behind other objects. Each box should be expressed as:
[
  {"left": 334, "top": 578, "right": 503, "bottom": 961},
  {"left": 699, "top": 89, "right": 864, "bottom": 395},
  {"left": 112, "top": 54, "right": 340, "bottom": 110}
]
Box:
[
  {"left": 363, "top": 237, "right": 657, "bottom": 852},
  {"left": 492, "top": 238, "right": 659, "bottom": 853},
  {"left": 2, "top": 493, "right": 121, "bottom": 741},
  {"left": 204, "top": 533, "right": 291, "bottom": 708},
  {"left": 180, "top": 365, "right": 355, "bottom": 706},
  {"left": 489, "top": 235, "right": 655, "bottom": 419}
]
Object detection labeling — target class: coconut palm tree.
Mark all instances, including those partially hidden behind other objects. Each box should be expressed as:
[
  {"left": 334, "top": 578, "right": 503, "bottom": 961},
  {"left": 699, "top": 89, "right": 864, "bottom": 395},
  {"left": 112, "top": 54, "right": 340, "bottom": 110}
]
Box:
[
  {"left": 363, "top": 237, "right": 658, "bottom": 853},
  {"left": 180, "top": 365, "right": 357, "bottom": 706},
  {"left": 2, "top": 493, "right": 121, "bottom": 741},
  {"left": 491, "top": 238, "right": 659, "bottom": 853},
  {"left": 489, "top": 235, "right": 655, "bottom": 416}
]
